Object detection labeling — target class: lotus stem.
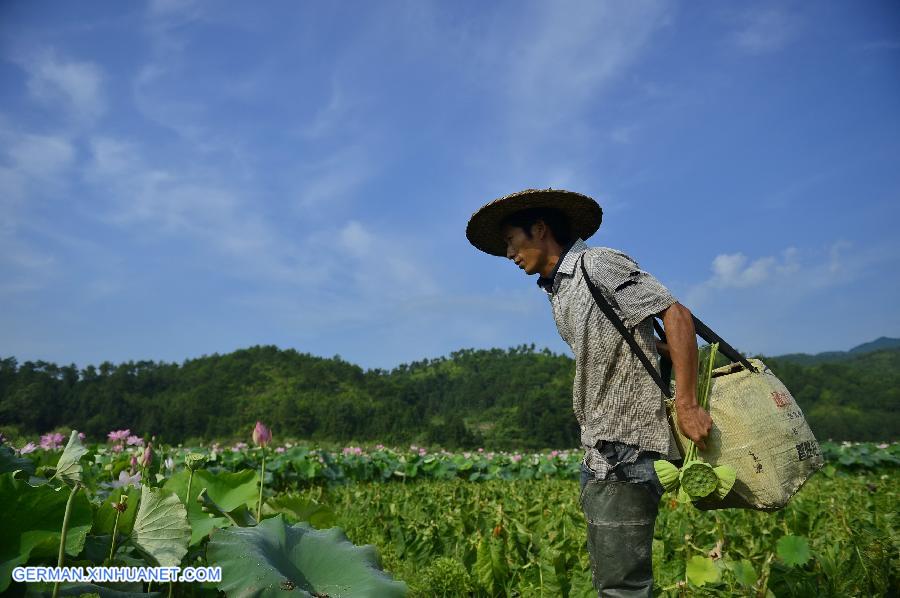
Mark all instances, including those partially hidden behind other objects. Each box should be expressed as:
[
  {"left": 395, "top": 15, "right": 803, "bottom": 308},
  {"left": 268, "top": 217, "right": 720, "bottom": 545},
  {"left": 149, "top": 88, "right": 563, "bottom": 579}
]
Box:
[
  {"left": 52, "top": 482, "right": 81, "bottom": 598},
  {"left": 257, "top": 452, "right": 267, "bottom": 521},
  {"left": 186, "top": 469, "right": 195, "bottom": 508},
  {"left": 108, "top": 504, "right": 121, "bottom": 562}
]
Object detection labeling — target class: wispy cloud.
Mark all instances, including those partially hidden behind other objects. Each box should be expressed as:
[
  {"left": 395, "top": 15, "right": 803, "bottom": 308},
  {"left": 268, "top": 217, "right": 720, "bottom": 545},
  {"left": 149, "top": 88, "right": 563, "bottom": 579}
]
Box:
[
  {"left": 8, "top": 134, "right": 75, "bottom": 179},
  {"left": 731, "top": 8, "right": 796, "bottom": 55},
  {"left": 14, "top": 48, "right": 106, "bottom": 123},
  {"left": 84, "top": 135, "right": 301, "bottom": 278},
  {"left": 498, "top": 1, "right": 668, "bottom": 140},
  {"left": 292, "top": 142, "right": 380, "bottom": 210}
]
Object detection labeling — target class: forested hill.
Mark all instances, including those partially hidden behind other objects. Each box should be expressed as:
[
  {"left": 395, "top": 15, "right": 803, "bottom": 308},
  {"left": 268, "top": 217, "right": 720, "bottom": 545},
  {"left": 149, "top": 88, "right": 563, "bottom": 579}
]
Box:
[
  {"left": 1, "top": 343, "right": 897, "bottom": 447},
  {"left": 772, "top": 336, "right": 900, "bottom": 366}
]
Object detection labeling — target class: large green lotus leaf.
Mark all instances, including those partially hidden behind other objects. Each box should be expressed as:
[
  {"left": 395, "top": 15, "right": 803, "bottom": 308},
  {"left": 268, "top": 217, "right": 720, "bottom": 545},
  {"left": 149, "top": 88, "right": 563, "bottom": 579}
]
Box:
[
  {"left": 92, "top": 486, "right": 141, "bottom": 537},
  {"left": 726, "top": 558, "right": 758, "bottom": 587},
  {"left": 30, "top": 582, "right": 160, "bottom": 596},
  {"left": 130, "top": 485, "right": 190, "bottom": 568},
  {"left": 0, "top": 445, "right": 36, "bottom": 476},
  {"left": 198, "top": 488, "right": 256, "bottom": 527},
  {"left": 776, "top": 535, "right": 811, "bottom": 567},
  {"left": 0, "top": 476, "right": 92, "bottom": 592},
  {"left": 52, "top": 430, "right": 88, "bottom": 486},
  {"left": 686, "top": 555, "right": 721, "bottom": 586},
  {"left": 263, "top": 493, "right": 335, "bottom": 529},
  {"left": 163, "top": 468, "right": 258, "bottom": 544},
  {"left": 207, "top": 515, "right": 407, "bottom": 597}
]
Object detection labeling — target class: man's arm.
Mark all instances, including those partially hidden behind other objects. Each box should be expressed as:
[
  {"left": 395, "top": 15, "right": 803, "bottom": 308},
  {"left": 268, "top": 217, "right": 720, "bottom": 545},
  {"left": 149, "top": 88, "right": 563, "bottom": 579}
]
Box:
[{"left": 660, "top": 302, "right": 713, "bottom": 450}]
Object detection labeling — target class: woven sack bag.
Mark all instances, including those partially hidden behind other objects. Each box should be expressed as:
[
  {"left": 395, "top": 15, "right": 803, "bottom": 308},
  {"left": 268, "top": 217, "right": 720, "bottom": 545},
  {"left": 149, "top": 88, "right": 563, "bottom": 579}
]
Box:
[{"left": 668, "top": 359, "right": 824, "bottom": 511}]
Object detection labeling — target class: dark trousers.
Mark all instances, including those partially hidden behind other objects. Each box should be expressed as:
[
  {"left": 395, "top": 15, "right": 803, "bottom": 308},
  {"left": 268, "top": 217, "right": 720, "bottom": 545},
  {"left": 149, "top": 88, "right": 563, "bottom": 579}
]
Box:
[{"left": 579, "top": 443, "right": 664, "bottom": 597}]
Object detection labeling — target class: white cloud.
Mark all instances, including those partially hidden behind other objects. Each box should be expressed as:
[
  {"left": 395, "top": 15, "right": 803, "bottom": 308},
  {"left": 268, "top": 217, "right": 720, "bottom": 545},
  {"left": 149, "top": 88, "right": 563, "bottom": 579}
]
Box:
[
  {"left": 684, "top": 242, "right": 867, "bottom": 308},
  {"left": 17, "top": 49, "right": 105, "bottom": 122},
  {"left": 338, "top": 220, "right": 375, "bottom": 257},
  {"left": 732, "top": 8, "right": 795, "bottom": 55},
  {"left": 8, "top": 134, "right": 75, "bottom": 179},
  {"left": 85, "top": 135, "right": 299, "bottom": 279},
  {"left": 709, "top": 252, "right": 776, "bottom": 288}
]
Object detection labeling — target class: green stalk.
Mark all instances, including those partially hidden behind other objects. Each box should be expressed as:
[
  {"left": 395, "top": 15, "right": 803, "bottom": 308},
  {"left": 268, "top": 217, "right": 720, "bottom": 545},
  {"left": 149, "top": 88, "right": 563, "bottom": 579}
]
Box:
[
  {"left": 52, "top": 483, "right": 81, "bottom": 598},
  {"left": 108, "top": 504, "right": 122, "bottom": 562},
  {"left": 185, "top": 469, "right": 195, "bottom": 509},
  {"left": 257, "top": 452, "right": 267, "bottom": 521}
]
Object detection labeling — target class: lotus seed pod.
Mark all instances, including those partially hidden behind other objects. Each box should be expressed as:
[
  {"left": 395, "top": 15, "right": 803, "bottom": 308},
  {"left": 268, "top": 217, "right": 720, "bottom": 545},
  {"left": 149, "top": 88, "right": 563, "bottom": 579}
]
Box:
[
  {"left": 654, "top": 460, "right": 681, "bottom": 493},
  {"left": 679, "top": 460, "right": 717, "bottom": 498},
  {"left": 185, "top": 453, "right": 208, "bottom": 472}
]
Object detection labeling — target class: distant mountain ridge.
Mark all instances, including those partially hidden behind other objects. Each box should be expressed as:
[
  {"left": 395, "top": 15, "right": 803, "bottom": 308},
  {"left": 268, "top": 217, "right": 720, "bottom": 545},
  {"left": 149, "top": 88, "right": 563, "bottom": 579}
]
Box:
[{"left": 770, "top": 336, "right": 900, "bottom": 366}]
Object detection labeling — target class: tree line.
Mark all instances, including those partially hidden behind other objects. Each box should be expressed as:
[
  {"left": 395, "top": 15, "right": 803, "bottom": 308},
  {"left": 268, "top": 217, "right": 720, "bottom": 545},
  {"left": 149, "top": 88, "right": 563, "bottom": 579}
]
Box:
[{"left": 0, "top": 345, "right": 896, "bottom": 448}]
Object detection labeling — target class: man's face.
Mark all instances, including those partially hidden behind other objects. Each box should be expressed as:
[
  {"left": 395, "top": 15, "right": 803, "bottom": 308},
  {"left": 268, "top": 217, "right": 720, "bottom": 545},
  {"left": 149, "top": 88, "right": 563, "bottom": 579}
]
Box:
[{"left": 501, "top": 222, "right": 548, "bottom": 276}]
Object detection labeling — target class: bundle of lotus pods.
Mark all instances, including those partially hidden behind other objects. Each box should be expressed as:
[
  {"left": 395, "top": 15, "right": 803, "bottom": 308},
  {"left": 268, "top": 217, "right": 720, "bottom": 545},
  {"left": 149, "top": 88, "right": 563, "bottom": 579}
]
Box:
[{"left": 654, "top": 343, "right": 736, "bottom": 503}]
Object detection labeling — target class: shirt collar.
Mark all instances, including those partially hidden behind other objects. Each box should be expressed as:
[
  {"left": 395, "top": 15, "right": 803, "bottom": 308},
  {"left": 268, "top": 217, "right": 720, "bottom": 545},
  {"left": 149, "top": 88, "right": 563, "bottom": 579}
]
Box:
[{"left": 537, "top": 239, "right": 588, "bottom": 292}]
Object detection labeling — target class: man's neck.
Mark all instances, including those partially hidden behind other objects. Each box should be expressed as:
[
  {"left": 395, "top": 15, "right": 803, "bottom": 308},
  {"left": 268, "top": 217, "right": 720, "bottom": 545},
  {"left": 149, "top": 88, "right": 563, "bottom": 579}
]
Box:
[{"left": 539, "top": 240, "right": 565, "bottom": 278}]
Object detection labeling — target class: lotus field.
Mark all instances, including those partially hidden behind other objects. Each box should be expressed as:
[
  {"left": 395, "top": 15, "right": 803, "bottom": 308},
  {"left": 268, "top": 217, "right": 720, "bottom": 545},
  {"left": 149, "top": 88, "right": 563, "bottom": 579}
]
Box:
[{"left": 1, "top": 427, "right": 897, "bottom": 596}]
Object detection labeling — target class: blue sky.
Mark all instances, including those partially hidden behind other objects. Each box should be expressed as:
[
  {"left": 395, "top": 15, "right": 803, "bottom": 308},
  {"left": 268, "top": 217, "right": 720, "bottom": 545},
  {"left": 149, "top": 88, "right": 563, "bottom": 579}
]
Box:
[{"left": 1, "top": 1, "right": 898, "bottom": 370}]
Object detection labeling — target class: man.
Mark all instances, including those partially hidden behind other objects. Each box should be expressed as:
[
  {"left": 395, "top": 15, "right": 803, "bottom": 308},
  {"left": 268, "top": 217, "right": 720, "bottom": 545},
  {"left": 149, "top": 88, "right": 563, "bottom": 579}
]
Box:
[{"left": 466, "top": 188, "right": 712, "bottom": 596}]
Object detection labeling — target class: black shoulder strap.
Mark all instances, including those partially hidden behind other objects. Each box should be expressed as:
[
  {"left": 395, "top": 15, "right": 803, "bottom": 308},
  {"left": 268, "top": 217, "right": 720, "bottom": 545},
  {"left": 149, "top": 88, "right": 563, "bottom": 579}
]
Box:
[
  {"left": 578, "top": 258, "right": 673, "bottom": 398},
  {"left": 578, "top": 256, "right": 757, "bottom": 398}
]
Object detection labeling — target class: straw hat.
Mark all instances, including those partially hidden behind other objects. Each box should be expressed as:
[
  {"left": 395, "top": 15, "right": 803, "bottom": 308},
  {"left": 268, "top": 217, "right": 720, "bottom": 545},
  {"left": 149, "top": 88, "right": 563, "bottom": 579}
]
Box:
[{"left": 466, "top": 188, "right": 603, "bottom": 256}]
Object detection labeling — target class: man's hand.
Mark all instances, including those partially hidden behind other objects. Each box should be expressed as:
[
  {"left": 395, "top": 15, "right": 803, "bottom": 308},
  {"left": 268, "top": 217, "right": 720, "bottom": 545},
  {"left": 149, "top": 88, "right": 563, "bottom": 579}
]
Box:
[
  {"left": 660, "top": 302, "right": 714, "bottom": 451},
  {"left": 675, "top": 398, "right": 713, "bottom": 451}
]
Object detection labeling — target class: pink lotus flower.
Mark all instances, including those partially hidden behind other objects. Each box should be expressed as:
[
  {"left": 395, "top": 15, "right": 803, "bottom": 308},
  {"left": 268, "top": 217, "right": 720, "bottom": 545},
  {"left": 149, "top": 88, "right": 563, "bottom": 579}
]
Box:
[
  {"left": 78, "top": 432, "right": 86, "bottom": 441},
  {"left": 511, "top": 454, "right": 522, "bottom": 463},
  {"left": 275, "top": 446, "right": 285, "bottom": 454},
  {"left": 126, "top": 435, "right": 144, "bottom": 447},
  {"left": 110, "top": 469, "right": 142, "bottom": 489},
  {"left": 111, "top": 444, "right": 124, "bottom": 453},
  {"left": 252, "top": 421, "right": 271, "bottom": 447},
  {"left": 19, "top": 442, "right": 37, "bottom": 455},
  {"left": 40, "top": 432, "right": 65, "bottom": 450},
  {"left": 140, "top": 443, "right": 153, "bottom": 468},
  {"left": 108, "top": 429, "right": 131, "bottom": 442}
]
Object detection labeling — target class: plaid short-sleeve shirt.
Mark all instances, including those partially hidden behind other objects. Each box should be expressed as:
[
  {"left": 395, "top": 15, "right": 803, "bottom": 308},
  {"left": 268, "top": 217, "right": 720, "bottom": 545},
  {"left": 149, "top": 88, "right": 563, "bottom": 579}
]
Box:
[{"left": 542, "top": 239, "right": 677, "bottom": 463}]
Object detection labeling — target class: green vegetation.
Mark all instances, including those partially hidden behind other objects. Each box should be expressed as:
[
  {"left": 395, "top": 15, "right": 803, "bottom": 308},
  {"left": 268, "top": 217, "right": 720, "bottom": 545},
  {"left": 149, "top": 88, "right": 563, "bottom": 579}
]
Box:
[
  {"left": 325, "top": 471, "right": 897, "bottom": 597},
  {"left": 1, "top": 341, "right": 898, "bottom": 448},
  {"left": 4, "top": 434, "right": 897, "bottom": 597}
]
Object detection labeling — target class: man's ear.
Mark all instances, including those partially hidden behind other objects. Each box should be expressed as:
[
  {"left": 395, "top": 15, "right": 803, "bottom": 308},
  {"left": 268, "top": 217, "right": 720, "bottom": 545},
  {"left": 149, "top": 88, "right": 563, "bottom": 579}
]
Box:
[{"left": 531, "top": 220, "right": 547, "bottom": 240}]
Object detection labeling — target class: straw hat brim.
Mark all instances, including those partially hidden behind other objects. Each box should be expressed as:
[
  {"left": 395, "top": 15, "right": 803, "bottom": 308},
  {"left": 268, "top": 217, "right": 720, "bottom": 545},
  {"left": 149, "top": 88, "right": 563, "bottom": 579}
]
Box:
[{"left": 466, "top": 188, "right": 602, "bottom": 256}]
